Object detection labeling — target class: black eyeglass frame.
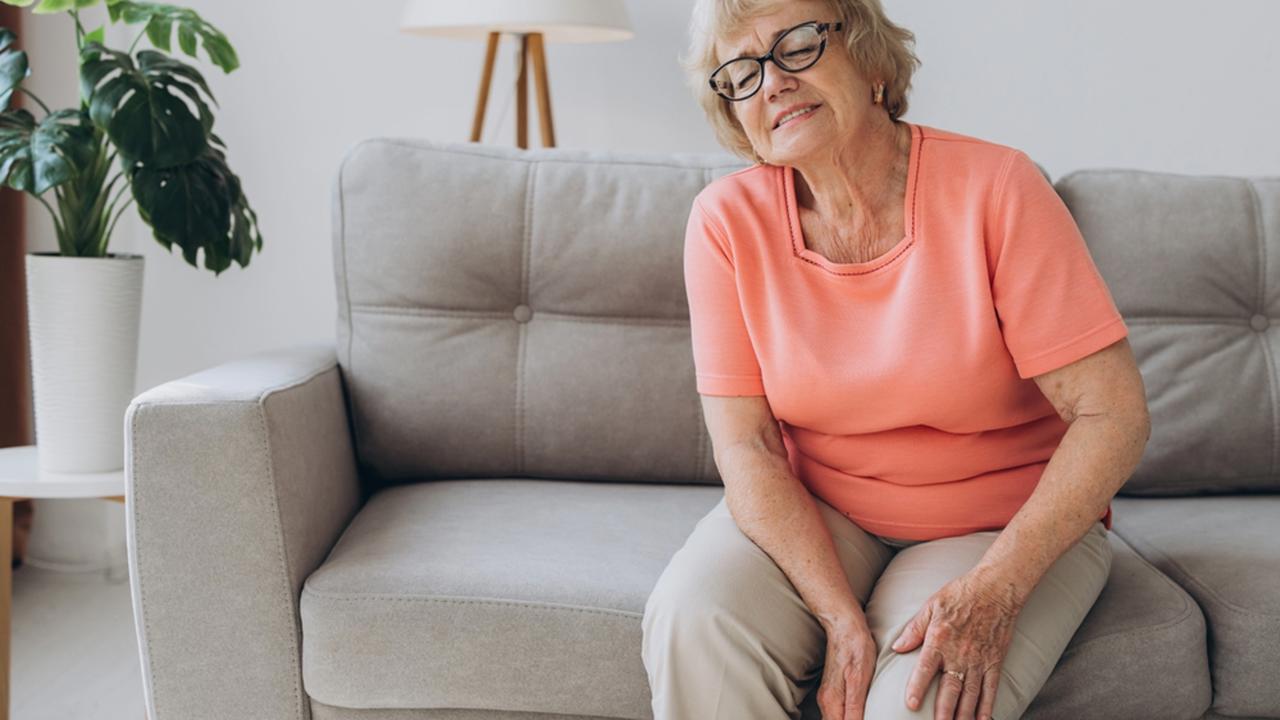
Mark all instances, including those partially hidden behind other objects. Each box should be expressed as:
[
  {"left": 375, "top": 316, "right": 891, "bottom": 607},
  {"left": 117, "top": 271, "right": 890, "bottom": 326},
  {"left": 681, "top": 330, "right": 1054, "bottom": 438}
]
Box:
[{"left": 709, "top": 20, "right": 845, "bottom": 102}]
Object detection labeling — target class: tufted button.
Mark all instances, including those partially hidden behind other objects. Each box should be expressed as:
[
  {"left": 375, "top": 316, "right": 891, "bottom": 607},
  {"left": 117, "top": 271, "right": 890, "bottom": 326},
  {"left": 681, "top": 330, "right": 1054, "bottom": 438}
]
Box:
[
  {"left": 513, "top": 304, "right": 533, "bottom": 323},
  {"left": 1251, "top": 314, "right": 1270, "bottom": 332}
]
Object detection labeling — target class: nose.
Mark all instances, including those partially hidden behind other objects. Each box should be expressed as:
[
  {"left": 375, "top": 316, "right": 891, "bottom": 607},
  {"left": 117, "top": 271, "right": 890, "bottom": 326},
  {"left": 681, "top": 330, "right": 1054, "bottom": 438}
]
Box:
[{"left": 759, "top": 59, "right": 797, "bottom": 104}]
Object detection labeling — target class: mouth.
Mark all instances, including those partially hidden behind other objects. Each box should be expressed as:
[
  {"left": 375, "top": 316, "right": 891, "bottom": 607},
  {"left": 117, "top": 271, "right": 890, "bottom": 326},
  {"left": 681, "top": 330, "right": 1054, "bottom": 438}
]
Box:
[{"left": 773, "top": 104, "right": 822, "bottom": 130}]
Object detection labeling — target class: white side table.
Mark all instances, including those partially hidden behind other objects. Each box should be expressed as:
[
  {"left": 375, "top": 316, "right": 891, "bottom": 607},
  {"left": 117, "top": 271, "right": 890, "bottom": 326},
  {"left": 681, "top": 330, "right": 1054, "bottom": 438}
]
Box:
[{"left": 0, "top": 445, "right": 126, "bottom": 720}]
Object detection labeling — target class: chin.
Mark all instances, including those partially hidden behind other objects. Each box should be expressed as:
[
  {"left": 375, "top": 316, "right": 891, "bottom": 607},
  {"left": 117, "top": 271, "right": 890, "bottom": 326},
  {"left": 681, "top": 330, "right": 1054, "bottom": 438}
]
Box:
[{"left": 767, "top": 138, "right": 822, "bottom": 165}]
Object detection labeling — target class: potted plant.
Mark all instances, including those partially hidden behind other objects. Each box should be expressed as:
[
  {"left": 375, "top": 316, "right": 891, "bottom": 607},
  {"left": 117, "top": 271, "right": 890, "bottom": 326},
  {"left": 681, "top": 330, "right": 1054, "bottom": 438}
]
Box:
[{"left": 1, "top": 0, "right": 262, "bottom": 474}]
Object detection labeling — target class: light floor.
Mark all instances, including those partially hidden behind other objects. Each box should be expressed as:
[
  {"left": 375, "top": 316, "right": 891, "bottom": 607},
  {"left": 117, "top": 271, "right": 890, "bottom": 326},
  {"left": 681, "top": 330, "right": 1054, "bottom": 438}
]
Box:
[{"left": 11, "top": 562, "right": 145, "bottom": 719}]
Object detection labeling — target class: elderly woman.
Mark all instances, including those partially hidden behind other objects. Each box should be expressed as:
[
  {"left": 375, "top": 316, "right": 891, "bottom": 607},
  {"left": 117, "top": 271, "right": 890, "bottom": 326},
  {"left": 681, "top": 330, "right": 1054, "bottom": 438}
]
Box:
[{"left": 640, "top": 1, "right": 1151, "bottom": 720}]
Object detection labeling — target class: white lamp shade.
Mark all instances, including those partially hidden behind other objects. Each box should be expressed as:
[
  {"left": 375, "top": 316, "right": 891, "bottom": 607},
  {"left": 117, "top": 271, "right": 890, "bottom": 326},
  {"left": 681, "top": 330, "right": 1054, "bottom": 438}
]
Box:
[{"left": 400, "top": 0, "right": 634, "bottom": 43}]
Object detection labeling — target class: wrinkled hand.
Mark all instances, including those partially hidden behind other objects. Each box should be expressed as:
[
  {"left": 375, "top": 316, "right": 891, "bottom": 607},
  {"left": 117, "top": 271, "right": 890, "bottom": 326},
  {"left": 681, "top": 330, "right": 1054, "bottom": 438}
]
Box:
[
  {"left": 815, "top": 618, "right": 879, "bottom": 720},
  {"left": 889, "top": 568, "right": 1025, "bottom": 720}
]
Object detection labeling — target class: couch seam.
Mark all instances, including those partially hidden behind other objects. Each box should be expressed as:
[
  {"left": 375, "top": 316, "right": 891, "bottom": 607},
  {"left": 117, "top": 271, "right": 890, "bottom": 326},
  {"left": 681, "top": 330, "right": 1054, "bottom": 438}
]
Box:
[
  {"left": 1111, "top": 527, "right": 1280, "bottom": 621},
  {"left": 1122, "top": 317, "right": 1269, "bottom": 325},
  {"left": 348, "top": 305, "right": 691, "bottom": 326},
  {"left": 255, "top": 395, "right": 307, "bottom": 720},
  {"left": 1057, "top": 167, "right": 1280, "bottom": 184},
  {"left": 301, "top": 587, "right": 643, "bottom": 619},
  {"left": 1117, "top": 481, "right": 1279, "bottom": 494},
  {"left": 131, "top": 405, "right": 162, "bottom": 719},
  {"left": 358, "top": 138, "right": 747, "bottom": 173},
  {"left": 338, "top": 153, "right": 361, "bottom": 470},
  {"left": 1246, "top": 179, "right": 1277, "bottom": 481},
  {"left": 517, "top": 161, "right": 536, "bottom": 474}
]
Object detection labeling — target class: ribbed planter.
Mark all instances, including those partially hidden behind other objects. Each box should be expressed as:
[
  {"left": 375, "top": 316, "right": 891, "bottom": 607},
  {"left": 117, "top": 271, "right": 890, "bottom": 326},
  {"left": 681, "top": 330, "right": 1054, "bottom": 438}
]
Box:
[{"left": 24, "top": 251, "right": 144, "bottom": 474}]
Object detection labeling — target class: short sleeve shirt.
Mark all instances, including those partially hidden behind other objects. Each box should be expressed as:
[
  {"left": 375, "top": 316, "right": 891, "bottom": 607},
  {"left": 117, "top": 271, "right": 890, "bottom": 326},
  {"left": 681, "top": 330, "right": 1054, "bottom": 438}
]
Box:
[{"left": 683, "top": 121, "right": 1126, "bottom": 541}]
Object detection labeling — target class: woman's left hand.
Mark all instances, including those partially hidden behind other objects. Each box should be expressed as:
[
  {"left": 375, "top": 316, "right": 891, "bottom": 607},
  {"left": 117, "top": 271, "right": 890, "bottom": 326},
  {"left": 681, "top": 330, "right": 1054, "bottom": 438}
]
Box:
[{"left": 888, "top": 567, "right": 1026, "bottom": 720}]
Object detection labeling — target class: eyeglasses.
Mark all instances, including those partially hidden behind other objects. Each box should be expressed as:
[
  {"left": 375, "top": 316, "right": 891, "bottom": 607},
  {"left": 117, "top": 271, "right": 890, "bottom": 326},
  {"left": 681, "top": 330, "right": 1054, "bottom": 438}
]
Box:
[{"left": 709, "top": 21, "right": 844, "bottom": 102}]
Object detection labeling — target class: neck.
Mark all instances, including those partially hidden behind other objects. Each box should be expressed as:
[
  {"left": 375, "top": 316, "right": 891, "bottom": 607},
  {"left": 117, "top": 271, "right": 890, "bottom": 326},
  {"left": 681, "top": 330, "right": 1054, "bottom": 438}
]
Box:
[{"left": 793, "top": 116, "right": 909, "bottom": 230}]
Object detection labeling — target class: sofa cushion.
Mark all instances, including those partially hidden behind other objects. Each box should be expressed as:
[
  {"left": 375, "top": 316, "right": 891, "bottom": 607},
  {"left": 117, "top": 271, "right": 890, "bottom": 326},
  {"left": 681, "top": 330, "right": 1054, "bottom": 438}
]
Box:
[
  {"left": 1113, "top": 496, "right": 1280, "bottom": 717},
  {"left": 302, "top": 480, "right": 1210, "bottom": 719},
  {"left": 333, "top": 138, "right": 748, "bottom": 490},
  {"left": 1018, "top": 531, "right": 1210, "bottom": 720},
  {"left": 1054, "top": 171, "right": 1280, "bottom": 495},
  {"left": 300, "top": 479, "right": 724, "bottom": 717}
]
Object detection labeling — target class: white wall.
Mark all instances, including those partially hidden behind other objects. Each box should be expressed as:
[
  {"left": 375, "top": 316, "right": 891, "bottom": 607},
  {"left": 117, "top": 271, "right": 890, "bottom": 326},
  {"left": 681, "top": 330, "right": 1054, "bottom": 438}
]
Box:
[{"left": 17, "top": 0, "right": 1280, "bottom": 566}]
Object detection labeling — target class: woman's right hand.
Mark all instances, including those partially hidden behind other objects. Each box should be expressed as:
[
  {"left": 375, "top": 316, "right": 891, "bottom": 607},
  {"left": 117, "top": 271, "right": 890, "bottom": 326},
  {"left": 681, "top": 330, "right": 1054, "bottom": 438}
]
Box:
[{"left": 815, "top": 617, "right": 880, "bottom": 720}]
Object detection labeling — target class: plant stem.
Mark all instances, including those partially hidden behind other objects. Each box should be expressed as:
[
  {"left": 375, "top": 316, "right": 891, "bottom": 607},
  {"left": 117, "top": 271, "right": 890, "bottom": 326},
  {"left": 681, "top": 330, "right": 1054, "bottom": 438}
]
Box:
[
  {"left": 33, "top": 193, "right": 68, "bottom": 251},
  {"left": 15, "top": 87, "right": 52, "bottom": 115},
  {"left": 104, "top": 195, "right": 134, "bottom": 246},
  {"left": 104, "top": 172, "right": 126, "bottom": 206},
  {"left": 33, "top": 193, "right": 58, "bottom": 226},
  {"left": 72, "top": 9, "right": 84, "bottom": 50},
  {"left": 128, "top": 26, "right": 147, "bottom": 55}
]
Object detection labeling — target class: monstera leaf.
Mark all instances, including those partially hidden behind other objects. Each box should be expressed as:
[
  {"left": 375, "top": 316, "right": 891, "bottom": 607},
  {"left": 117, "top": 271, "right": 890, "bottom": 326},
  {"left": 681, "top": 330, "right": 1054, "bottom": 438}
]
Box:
[
  {"left": 106, "top": 0, "right": 238, "bottom": 73},
  {"left": 79, "top": 40, "right": 214, "bottom": 167},
  {"left": 1, "top": 0, "right": 101, "bottom": 12},
  {"left": 2, "top": 0, "right": 262, "bottom": 271},
  {"left": 129, "top": 132, "right": 261, "bottom": 274},
  {"left": 1, "top": 27, "right": 29, "bottom": 111},
  {"left": 0, "top": 106, "right": 96, "bottom": 194}
]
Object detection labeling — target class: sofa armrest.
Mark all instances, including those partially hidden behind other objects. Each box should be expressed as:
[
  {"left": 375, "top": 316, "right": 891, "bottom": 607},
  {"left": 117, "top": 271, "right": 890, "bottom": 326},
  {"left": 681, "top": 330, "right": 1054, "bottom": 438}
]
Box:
[{"left": 125, "top": 343, "right": 363, "bottom": 720}]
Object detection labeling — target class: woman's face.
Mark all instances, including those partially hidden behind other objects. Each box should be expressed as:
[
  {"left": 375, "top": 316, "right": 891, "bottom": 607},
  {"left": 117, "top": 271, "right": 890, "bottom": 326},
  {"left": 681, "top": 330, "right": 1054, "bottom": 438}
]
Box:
[{"left": 714, "top": 0, "right": 876, "bottom": 166}]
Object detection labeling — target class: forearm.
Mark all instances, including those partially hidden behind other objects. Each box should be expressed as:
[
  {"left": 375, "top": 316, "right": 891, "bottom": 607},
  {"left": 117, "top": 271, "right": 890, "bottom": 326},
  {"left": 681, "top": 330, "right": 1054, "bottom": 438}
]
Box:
[
  {"left": 973, "top": 411, "right": 1150, "bottom": 606},
  {"left": 718, "top": 443, "right": 867, "bottom": 633}
]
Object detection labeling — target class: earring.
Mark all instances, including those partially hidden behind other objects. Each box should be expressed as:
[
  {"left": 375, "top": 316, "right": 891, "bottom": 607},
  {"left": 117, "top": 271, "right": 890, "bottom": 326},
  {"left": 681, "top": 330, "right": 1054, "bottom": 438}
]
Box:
[{"left": 873, "top": 83, "right": 885, "bottom": 105}]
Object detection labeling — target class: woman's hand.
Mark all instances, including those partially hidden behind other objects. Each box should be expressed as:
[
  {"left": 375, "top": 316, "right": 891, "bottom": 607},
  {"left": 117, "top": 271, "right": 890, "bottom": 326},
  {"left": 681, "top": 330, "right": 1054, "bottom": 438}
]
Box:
[
  {"left": 816, "top": 616, "right": 879, "bottom": 720},
  {"left": 889, "top": 567, "right": 1025, "bottom": 720}
]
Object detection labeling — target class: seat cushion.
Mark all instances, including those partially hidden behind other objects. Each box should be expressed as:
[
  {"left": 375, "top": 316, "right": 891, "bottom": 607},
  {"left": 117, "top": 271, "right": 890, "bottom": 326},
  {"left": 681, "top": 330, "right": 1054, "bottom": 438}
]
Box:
[
  {"left": 300, "top": 479, "right": 724, "bottom": 718},
  {"left": 1113, "top": 496, "right": 1280, "bottom": 717},
  {"left": 304, "top": 480, "right": 1212, "bottom": 720},
  {"left": 1018, "top": 531, "right": 1210, "bottom": 720}
]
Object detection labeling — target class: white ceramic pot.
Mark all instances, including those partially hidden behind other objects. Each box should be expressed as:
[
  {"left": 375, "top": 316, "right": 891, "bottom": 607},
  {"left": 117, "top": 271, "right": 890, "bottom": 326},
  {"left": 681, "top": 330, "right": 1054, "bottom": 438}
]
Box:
[{"left": 24, "top": 251, "right": 144, "bottom": 474}]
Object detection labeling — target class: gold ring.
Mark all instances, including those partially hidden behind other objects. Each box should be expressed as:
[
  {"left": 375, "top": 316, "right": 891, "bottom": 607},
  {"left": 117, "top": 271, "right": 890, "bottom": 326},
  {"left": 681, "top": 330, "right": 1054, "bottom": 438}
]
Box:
[{"left": 944, "top": 669, "right": 965, "bottom": 682}]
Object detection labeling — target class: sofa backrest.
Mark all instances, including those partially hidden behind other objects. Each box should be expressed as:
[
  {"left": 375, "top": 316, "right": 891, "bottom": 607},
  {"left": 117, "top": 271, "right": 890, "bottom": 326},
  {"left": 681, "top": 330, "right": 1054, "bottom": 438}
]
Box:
[
  {"left": 1056, "top": 171, "right": 1280, "bottom": 495},
  {"left": 332, "top": 138, "right": 748, "bottom": 490},
  {"left": 332, "top": 137, "right": 1280, "bottom": 496}
]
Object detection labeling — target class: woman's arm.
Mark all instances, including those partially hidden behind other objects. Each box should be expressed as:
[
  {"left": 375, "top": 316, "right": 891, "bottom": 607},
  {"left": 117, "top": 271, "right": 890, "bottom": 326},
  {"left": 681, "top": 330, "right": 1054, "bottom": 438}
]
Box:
[
  {"left": 700, "top": 394, "right": 867, "bottom": 632},
  {"left": 972, "top": 337, "right": 1151, "bottom": 605}
]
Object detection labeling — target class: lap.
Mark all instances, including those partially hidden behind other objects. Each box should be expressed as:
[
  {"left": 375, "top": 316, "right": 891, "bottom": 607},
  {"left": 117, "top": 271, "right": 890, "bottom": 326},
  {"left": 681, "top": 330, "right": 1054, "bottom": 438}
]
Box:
[
  {"left": 643, "top": 494, "right": 894, "bottom": 685},
  {"left": 645, "top": 493, "right": 894, "bottom": 616},
  {"left": 644, "top": 493, "right": 1112, "bottom": 720}
]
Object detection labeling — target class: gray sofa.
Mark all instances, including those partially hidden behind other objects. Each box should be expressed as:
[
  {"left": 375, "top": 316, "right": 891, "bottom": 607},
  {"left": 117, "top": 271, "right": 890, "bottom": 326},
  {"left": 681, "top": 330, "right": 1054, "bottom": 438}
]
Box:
[{"left": 124, "top": 136, "right": 1279, "bottom": 720}]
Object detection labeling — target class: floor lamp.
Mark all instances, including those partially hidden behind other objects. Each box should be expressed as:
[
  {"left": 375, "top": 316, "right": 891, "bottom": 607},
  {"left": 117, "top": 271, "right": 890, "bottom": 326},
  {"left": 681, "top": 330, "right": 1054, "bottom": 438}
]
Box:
[{"left": 400, "top": 0, "right": 633, "bottom": 149}]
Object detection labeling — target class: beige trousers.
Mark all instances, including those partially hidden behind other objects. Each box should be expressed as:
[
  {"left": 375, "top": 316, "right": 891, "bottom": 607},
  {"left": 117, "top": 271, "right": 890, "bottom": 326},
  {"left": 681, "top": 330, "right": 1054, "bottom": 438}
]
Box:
[{"left": 640, "top": 493, "right": 1112, "bottom": 720}]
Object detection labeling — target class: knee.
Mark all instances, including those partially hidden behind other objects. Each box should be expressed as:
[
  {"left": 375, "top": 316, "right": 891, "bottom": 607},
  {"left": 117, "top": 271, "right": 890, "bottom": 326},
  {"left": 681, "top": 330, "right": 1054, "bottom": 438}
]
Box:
[
  {"left": 862, "top": 664, "right": 1023, "bottom": 720},
  {"left": 862, "top": 673, "right": 936, "bottom": 720}
]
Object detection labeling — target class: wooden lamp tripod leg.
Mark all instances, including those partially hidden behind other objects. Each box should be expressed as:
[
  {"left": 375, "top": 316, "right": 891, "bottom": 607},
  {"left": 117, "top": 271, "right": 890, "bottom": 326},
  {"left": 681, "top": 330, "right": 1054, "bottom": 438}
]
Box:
[
  {"left": 469, "top": 31, "right": 554, "bottom": 149},
  {"left": 516, "top": 34, "right": 529, "bottom": 148},
  {"left": 529, "top": 32, "right": 556, "bottom": 148},
  {"left": 470, "top": 31, "right": 500, "bottom": 143}
]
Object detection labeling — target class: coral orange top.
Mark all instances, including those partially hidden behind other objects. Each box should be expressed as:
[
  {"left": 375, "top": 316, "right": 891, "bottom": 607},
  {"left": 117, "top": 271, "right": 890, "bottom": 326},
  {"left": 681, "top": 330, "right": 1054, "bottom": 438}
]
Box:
[{"left": 684, "top": 121, "right": 1126, "bottom": 541}]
